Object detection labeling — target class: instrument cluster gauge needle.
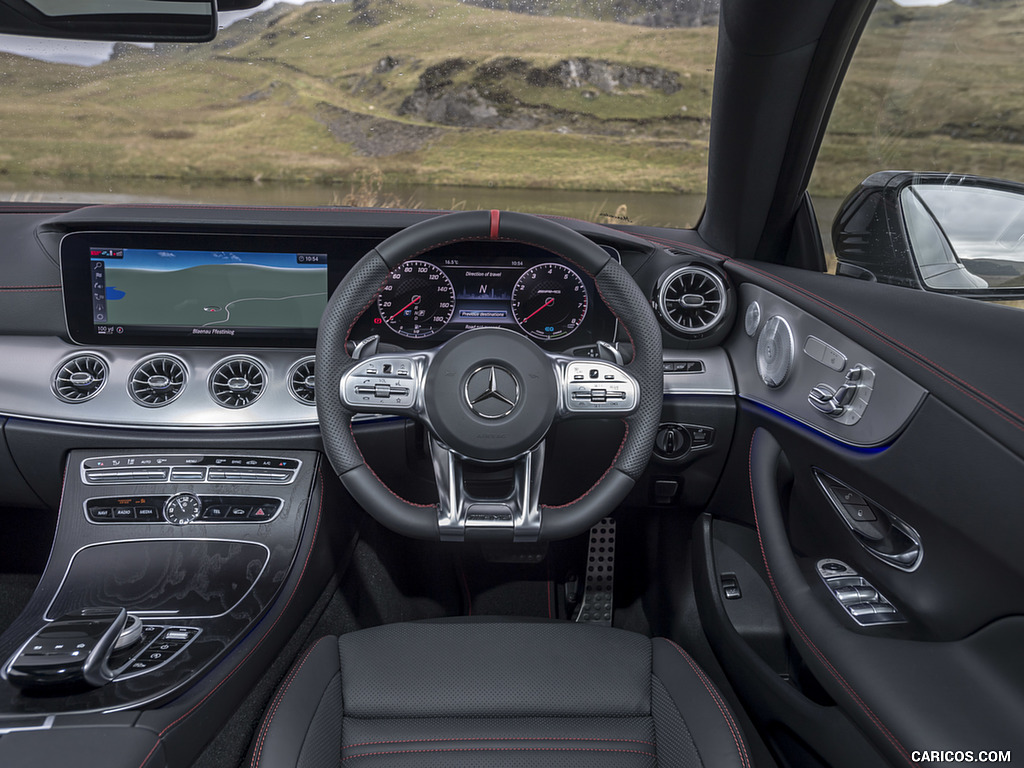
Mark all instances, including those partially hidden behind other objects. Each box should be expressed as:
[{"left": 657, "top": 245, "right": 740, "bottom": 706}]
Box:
[
  {"left": 389, "top": 295, "right": 421, "bottom": 322},
  {"left": 521, "top": 296, "right": 555, "bottom": 322}
]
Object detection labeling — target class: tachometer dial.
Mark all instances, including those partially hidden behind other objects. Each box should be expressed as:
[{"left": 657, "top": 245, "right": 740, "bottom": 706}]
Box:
[
  {"left": 377, "top": 260, "right": 456, "bottom": 339},
  {"left": 511, "top": 263, "right": 588, "bottom": 340}
]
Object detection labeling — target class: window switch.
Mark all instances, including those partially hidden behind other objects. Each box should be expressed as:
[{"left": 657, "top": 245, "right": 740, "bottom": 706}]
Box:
[{"left": 720, "top": 573, "right": 742, "bottom": 600}]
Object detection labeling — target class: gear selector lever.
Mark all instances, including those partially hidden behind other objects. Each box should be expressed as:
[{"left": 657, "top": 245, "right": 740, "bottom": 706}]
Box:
[{"left": 5, "top": 607, "right": 127, "bottom": 689}]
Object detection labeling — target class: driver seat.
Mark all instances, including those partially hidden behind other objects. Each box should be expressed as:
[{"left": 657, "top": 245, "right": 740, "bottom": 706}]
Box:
[{"left": 248, "top": 620, "right": 753, "bottom": 767}]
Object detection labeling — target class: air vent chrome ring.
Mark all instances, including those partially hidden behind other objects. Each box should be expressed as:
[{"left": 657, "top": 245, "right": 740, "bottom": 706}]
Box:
[
  {"left": 209, "top": 356, "right": 267, "bottom": 409},
  {"left": 128, "top": 355, "right": 187, "bottom": 407},
  {"left": 53, "top": 354, "right": 109, "bottom": 403},
  {"left": 287, "top": 356, "right": 316, "bottom": 405},
  {"left": 655, "top": 265, "right": 729, "bottom": 337}
]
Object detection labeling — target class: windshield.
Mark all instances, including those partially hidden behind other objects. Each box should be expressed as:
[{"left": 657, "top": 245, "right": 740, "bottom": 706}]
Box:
[{"left": 0, "top": 0, "right": 718, "bottom": 227}]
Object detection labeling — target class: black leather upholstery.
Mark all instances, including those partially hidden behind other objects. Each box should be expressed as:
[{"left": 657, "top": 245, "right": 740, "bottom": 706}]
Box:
[{"left": 249, "top": 622, "right": 752, "bottom": 767}]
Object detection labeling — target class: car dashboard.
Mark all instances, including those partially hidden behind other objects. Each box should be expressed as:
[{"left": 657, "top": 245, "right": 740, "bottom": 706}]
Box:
[{"left": 0, "top": 202, "right": 931, "bottom": 766}]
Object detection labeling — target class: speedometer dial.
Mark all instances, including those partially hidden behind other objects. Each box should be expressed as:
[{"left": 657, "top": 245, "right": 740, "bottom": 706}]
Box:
[
  {"left": 377, "top": 260, "right": 456, "bottom": 339},
  {"left": 511, "top": 263, "right": 588, "bottom": 340}
]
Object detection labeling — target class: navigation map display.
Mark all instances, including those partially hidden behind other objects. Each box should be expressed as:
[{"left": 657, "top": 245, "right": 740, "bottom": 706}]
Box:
[
  {"left": 62, "top": 232, "right": 343, "bottom": 347},
  {"left": 91, "top": 247, "right": 327, "bottom": 332}
]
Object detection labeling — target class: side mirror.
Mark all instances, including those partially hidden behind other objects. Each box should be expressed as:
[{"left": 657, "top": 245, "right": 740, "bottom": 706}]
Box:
[
  {"left": 833, "top": 171, "right": 1024, "bottom": 300},
  {"left": 0, "top": 0, "right": 219, "bottom": 43}
]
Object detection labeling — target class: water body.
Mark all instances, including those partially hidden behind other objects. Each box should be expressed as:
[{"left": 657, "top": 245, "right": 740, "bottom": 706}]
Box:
[{"left": 0, "top": 177, "right": 841, "bottom": 251}]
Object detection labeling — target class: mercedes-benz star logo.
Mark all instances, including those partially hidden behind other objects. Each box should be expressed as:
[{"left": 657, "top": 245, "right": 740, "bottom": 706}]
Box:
[{"left": 465, "top": 365, "right": 520, "bottom": 419}]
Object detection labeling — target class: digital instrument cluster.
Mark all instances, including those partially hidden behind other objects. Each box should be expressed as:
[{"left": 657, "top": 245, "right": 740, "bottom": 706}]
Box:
[{"left": 359, "top": 244, "right": 612, "bottom": 347}]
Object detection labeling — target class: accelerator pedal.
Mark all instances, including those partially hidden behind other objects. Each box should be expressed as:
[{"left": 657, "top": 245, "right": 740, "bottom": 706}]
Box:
[{"left": 575, "top": 517, "right": 616, "bottom": 626}]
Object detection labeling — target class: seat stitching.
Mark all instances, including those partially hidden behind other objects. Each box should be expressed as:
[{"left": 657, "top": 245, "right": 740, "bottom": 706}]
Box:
[
  {"left": 660, "top": 642, "right": 751, "bottom": 768},
  {"left": 0, "top": 287, "right": 61, "bottom": 292},
  {"left": 250, "top": 637, "right": 333, "bottom": 768},
  {"left": 340, "top": 746, "right": 657, "bottom": 762},
  {"left": 134, "top": 472, "right": 326, "bottom": 768},
  {"left": 345, "top": 736, "right": 655, "bottom": 748},
  {"left": 748, "top": 436, "right": 918, "bottom": 767}
]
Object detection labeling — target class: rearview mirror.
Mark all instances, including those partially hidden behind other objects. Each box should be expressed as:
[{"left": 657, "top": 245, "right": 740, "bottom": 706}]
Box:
[
  {"left": 833, "top": 171, "right": 1024, "bottom": 300},
  {"left": 0, "top": 0, "right": 217, "bottom": 42}
]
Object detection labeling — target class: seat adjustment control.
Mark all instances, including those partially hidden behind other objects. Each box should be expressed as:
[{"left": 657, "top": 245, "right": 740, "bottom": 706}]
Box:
[{"left": 807, "top": 364, "right": 874, "bottom": 425}]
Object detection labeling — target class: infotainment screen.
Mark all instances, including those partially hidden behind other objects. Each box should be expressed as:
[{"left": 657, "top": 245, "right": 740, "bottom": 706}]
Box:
[{"left": 61, "top": 232, "right": 368, "bottom": 347}]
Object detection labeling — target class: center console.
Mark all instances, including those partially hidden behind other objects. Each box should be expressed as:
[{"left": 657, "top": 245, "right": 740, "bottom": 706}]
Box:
[{"left": 0, "top": 448, "right": 321, "bottom": 717}]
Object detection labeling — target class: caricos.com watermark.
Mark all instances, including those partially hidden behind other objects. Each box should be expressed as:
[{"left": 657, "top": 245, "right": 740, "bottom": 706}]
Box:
[{"left": 912, "top": 751, "right": 1012, "bottom": 763}]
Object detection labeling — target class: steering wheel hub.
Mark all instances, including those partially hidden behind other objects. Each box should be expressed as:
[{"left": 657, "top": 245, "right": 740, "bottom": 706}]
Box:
[{"left": 424, "top": 328, "right": 557, "bottom": 462}]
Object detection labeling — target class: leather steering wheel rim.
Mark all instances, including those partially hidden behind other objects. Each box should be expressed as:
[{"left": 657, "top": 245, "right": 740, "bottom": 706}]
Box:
[{"left": 316, "top": 210, "right": 662, "bottom": 541}]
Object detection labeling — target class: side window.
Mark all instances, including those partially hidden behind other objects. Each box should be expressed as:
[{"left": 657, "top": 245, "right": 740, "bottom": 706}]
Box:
[{"left": 811, "top": 0, "right": 1024, "bottom": 309}]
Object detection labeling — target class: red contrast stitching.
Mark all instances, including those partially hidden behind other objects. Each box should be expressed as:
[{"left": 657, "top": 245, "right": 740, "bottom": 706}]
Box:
[
  {"left": 747, "top": 437, "right": 917, "bottom": 767},
  {"left": 636, "top": 231, "right": 1024, "bottom": 434},
  {"left": 345, "top": 736, "right": 655, "bottom": 748},
  {"left": 348, "top": 422, "right": 434, "bottom": 509},
  {"left": 341, "top": 746, "right": 657, "bottom": 762},
  {"left": 542, "top": 421, "right": 628, "bottom": 509},
  {"left": 250, "top": 637, "right": 331, "bottom": 768},
  {"left": 662, "top": 640, "right": 751, "bottom": 768},
  {"left": 134, "top": 471, "right": 326, "bottom": 768}
]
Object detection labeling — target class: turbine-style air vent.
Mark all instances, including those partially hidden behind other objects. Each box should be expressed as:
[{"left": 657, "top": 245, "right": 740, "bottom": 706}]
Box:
[
  {"left": 289, "top": 358, "right": 316, "bottom": 405},
  {"left": 53, "top": 354, "right": 108, "bottom": 403},
  {"left": 209, "top": 357, "right": 267, "bottom": 409},
  {"left": 129, "top": 356, "right": 187, "bottom": 407},
  {"left": 655, "top": 265, "right": 728, "bottom": 337}
]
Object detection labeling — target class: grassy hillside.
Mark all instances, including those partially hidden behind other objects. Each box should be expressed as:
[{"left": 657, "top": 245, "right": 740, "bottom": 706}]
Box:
[
  {"left": 1, "top": 0, "right": 1024, "bottom": 198},
  {"left": 812, "top": 0, "right": 1024, "bottom": 196},
  {"left": 0, "top": 0, "right": 715, "bottom": 193}
]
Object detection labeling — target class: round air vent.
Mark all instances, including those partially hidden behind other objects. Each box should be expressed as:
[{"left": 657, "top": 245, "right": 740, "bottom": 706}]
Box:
[
  {"left": 209, "top": 357, "right": 267, "bottom": 409},
  {"left": 288, "top": 357, "right": 316, "bottom": 405},
  {"left": 655, "top": 265, "right": 729, "bottom": 339},
  {"left": 129, "top": 356, "right": 187, "bottom": 407},
  {"left": 53, "top": 354, "right": 108, "bottom": 403}
]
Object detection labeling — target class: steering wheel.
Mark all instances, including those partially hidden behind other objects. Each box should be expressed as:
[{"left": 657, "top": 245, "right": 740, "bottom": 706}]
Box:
[{"left": 317, "top": 210, "right": 662, "bottom": 541}]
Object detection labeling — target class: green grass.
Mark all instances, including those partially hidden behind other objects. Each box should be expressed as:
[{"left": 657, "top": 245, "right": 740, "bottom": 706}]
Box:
[{"left": 2, "top": 0, "right": 1024, "bottom": 198}]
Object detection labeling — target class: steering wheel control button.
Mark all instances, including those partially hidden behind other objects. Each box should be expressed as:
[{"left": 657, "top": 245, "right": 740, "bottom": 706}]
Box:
[
  {"left": 343, "top": 356, "right": 419, "bottom": 409},
  {"left": 563, "top": 362, "right": 638, "bottom": 413}
]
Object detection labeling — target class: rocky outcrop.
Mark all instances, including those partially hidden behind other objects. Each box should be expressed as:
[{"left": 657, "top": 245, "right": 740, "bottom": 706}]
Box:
[
  {"left": 530, "top": 58, "right": 680, "bottom": 95},
  {"left": 397, "top": 56, "right": 683, "bottom": 129},
  {"left": 315, "top": 103, "right": 443, "bottom": 156},
  {"left": 462, "top": 0, "right": 720, "bottom": 28}
]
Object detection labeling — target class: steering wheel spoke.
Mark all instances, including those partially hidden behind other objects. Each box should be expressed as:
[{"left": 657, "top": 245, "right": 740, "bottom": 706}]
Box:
[
  {"left": 319, "top": 210, "right": 661, "bottom": 541},
  {"left": 430, "top": 437, "right": 544, "bottom": 542},
  {"left": 550, "top": 356, "right": 640, "bottom": 419},
  {"left": 340, "top": 351, "right": 431, "bottom": 417}
]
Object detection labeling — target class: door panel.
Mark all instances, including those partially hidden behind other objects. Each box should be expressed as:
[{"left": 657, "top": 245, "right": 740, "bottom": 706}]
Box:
[{"left": 696, "top": 258, "right": 1024, "bottom": 766}]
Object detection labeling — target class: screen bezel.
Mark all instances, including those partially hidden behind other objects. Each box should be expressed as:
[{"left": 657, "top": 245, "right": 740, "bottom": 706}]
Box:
[{"left": 61, "top": 230, "right": 375, "bottom": 348}]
